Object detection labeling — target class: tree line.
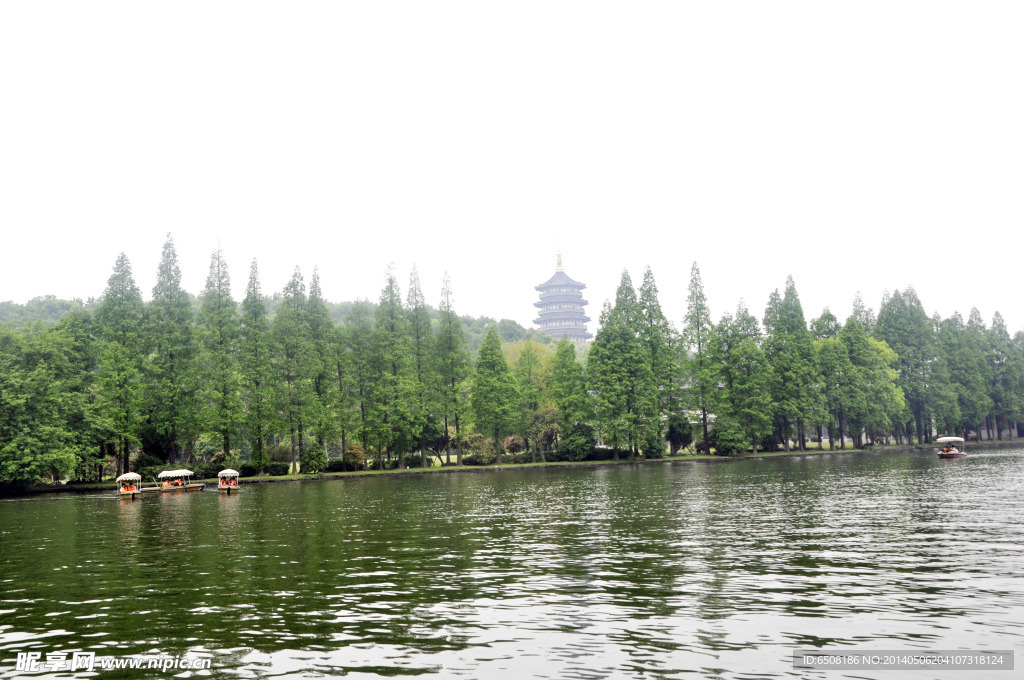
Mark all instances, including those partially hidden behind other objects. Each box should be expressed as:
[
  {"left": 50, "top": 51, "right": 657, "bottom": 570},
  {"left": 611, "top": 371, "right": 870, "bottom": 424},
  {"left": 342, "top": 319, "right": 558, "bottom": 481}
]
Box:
[{"left": 2, "top": 237, "right": 1023, "bottom": 486}]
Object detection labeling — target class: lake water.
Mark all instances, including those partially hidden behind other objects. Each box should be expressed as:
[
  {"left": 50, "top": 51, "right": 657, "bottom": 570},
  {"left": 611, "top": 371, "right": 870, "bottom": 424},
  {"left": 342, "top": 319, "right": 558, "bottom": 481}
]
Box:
[{"left": 1, "top": 449, "right": 1023, "bottom": 679}]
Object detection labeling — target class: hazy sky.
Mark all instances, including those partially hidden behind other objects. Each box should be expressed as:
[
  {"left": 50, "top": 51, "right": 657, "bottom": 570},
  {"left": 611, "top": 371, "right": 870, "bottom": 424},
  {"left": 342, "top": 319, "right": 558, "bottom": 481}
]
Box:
[{"left": 2, "top": 2, "right": 1022, "bottom": 334}]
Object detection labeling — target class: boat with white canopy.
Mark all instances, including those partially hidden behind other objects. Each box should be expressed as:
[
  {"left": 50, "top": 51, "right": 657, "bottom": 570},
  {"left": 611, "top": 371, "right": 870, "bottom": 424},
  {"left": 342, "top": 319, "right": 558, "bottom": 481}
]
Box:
[
  {"left": 156, "top": 469, "right": 204, "bottom": 491},
  {"left": 217, "top": 469, "right": 240, "bottom": 494},
  {"left": 936, "top": 436, "right": 966, "bottom": 458},
  {"left": 116, "top": 472, "right": 142, "bottom": 499}
]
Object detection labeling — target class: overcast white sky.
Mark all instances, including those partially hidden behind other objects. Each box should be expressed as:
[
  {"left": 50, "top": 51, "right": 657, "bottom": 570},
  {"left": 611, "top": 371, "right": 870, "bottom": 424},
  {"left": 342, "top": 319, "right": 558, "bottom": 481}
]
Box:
[{"left": 2, "top": 2, "right": 1022, "bottom": 334}]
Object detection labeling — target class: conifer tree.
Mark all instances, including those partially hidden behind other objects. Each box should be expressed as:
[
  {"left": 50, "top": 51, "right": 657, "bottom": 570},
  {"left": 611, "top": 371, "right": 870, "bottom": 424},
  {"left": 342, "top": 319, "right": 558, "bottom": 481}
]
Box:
[
  {"left": 197, "top": 248, "right": 242, "bottom": 460},
  {"left": 434, "top": 273, "right": 469, "bottom": 465},
  {"left": 272, "top": 267, "right": 316, "bottom": 472},
  {"left": 239, "top": 259, "right": 275, "bottom": 471},
  {"left": 368, "top": 268, "right": 417, "bottom": 468},
  {"left": 762, "top": 276, "right": 819, "bottom": 451},
  {"left": 94, "top": 253, "right": 145, "bottom": 474},
  {"left": 682, "top": 263, "right": 717, "bottom": 452},
  {"left": 145, "top": 234, "right": 197, "bottom": 464},
  {"left": 406, "top": 267, "right": 436, "bottom": 467},
  {"left": 471, "top": 325, "right": 520, "bottom": 455},
  {"left": 638, "top": 267, "right": 677, "bottom": 455},
  {"left": 303, "top": 269, "right": 334, "bottom": 473}
]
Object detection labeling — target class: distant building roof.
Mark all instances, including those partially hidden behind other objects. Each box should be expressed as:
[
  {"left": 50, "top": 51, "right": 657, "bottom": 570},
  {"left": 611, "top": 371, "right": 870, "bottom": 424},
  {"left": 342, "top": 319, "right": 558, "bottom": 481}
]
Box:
[{"left": 535, "top": 270, "right": 586, "bottom": 290}]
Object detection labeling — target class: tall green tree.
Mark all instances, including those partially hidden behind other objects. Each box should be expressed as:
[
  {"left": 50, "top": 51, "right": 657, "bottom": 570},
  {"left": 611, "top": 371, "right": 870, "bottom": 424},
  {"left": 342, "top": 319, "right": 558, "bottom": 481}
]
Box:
[
  {"left": 840, "top": 316, "right": 904, "bottom": 445},
  {"left": 434, "top": 273, "right": 470, "bottom": 465},
  {"left": 682, "top": 263, "right": 717, "bottom": 452},
  {"left": 638, "top": 267, "right": 677, "bottom": 455},
  {"left": 144, "top": 234, "right": 197, "bottom": 464},
  {"left": 0, "top": 327, "right": 88, "bottom": 484},
  {"left": 367, "top": 268, "right": 417, "bottom": 468},
  {"left": 272, "top": 267, "right": 316, "bottom": 472},
  {"left": 986, "top": 312, "right": 1024, "bottom": 440},
  {"left": 197, "top": 248, "right": 242, "bottom": 460},
  {"left": 239, "top": 259, "right": 275, "bottom": 471},
  {"left": 875, "top": 288, "right": 941, "bottom": 443},
  {"left": 94, "top": 253, "right": 145, "bottom": 475},
  {"left": 303, "top": 269, "right": 335, "bottom": 473},
  {"left": 588, "top": 272, "right": 656, "bottom": 457},
  {"left": 471, "top": 325, "right": 520, "bottom": 455},
  {"left": 513, "top": 341, "right": 546, "bottom": 456},
  {"left": 936, "top": 311, "right": 991, "bottom": 440},
  {"left": 727, "top": 337, "right": 774, "bottom": 453},
  {"left": 406, "top": 267, "right": 436, "bottom": 467},
  {"left": 345, "top": 300, "right": 377, "bottom": 463}
]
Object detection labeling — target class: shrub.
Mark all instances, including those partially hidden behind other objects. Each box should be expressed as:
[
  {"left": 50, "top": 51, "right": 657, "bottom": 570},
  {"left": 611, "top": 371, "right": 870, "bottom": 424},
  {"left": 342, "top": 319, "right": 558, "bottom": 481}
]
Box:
[
  {"left": 709, "top": 417, "right": 747, "bottom": 456},
  {"left": 462, "top": 450, "right": 497, "bottom": 466},
  {"left": 461, "top": 433, "right": 495, "bottom": 457},
  {"left": 503, "top": 436, "right": 525, "bottom": 455},
  {"left": 268, "top": 443, "right": 293, "bottom": 463},
  {"left": 266, "top": 462, "right": 291, "bottom": 476},
  {"left": 238, "top": 463, "right": 259, "bottom": 478},
  {"left": 560, "top": 422, "right": 595, "bottom": 461}
]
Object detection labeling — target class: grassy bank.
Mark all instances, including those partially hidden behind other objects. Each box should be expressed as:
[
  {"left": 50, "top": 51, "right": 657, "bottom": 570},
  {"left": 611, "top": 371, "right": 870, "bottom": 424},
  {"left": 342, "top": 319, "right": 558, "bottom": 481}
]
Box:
[{"left": 7, "top": 439, "right": 1022, "bottom": 498}]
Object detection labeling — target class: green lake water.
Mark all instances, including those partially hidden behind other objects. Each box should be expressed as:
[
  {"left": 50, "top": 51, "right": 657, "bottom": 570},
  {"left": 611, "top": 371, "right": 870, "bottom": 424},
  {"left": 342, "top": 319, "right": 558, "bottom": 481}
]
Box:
[{"left": 1, "top": 449, "right": 1023, "bottom": 679}]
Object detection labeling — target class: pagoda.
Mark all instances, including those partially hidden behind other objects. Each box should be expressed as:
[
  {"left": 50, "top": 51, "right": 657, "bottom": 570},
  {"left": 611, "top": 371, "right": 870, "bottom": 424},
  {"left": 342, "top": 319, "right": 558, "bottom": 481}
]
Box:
[{"left": 533, "top": 252, "right": 592, "bottom": 341}]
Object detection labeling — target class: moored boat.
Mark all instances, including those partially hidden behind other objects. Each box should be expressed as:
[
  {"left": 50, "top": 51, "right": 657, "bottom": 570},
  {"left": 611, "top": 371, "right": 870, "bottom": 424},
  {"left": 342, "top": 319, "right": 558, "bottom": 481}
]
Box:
[
  {"left": 937, "top": 435, "right": 966, "bottom": 458},
  {"left": 116, "top": 472, "right": 143, "bottom": 499},
  {"left": 156, "top": 469, "right": 205, "bottom": 491},
  {"left": 217, "top": 468, "right": 241, "bottom": 494}
]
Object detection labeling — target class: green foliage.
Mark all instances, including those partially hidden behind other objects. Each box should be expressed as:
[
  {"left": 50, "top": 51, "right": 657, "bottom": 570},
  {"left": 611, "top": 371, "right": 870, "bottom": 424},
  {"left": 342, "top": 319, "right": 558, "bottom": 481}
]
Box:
[
  {"left": 266, "top": 462, "right": 291, "bottom": 476},
  {"left": 197, "top": 248, "right": 242, "bottom": 458},
  {"left": 709, "top": 416, "right": 747, "bottom": 456},
  {"left": 560, "top": 421, "right": 596, "bottom": 461},
  {"left": 683, "top": 263, "right": 718, "bottom": 450},
  {"left": 471, "top": 326, "right": 520, "bottom": 453}
]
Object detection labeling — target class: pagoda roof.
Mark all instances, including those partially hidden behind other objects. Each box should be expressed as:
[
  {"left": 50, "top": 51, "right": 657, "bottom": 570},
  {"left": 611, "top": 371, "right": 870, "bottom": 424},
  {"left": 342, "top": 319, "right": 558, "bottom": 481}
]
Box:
[{"left": 535, "top": 270, "right": 586, "bottom": 290}]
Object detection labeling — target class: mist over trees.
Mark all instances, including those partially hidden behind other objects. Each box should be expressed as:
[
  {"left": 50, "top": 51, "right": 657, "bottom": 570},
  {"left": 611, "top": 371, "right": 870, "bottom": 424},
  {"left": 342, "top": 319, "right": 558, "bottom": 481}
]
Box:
[{"left": 2, "top": 237, "right": 1024, "bottom": 485}]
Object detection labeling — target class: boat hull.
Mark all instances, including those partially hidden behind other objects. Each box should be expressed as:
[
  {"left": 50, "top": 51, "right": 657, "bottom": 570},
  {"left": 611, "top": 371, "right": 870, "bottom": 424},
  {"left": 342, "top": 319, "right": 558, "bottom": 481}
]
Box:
[
  {"left": 217, "top": 486, "right": 240, "bottom": 494},
  {"left": 938, "top": 453, "right": 966, "bottom": 458},
  {"left": 159, "top": 483, "right": 205, "bottom": 492}
]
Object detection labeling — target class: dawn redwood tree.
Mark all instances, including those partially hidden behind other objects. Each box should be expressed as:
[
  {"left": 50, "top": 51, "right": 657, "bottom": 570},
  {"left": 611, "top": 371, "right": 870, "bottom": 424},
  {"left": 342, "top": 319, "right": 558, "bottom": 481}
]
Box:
[
  {"left": 94, "top": 253, "right": 145, "bottom": 475},
  {"left": 512, "top": 340, "right": 546, "bottom": 457},
  {"left": 434, "top": 272, "right": 470, "bottom": 465},
  {"left": 345, "top": 300, "right": 377, "bottom": 463},
  {"left": 144, "top": 234, "right": 197, "bottom": 464},
  {"left": 367, "top": 268, "right": 417, "bottom": 468},
  {"left": 272, "top": 267, "right": 316, "bottom": 472},
  {"left": 840, "top": 316, "right": 904, "bottom": 446},
  {"left": 471, "top": 325, "right": 520, "bottom": 455},
  {"left": 762, "top": 276, "right": 819, "bottom": 451},
  {"left": 682, "top": 263, "right": 717, "bottom": 452},
  {"left": 875, "top": 288, "right": 940, "bottom": 444},
  {"left": 587, "top": 272, "right": 657, "bottom": 458},
  {"left": 406, "top": 267, "right": 436, "bottom": 467},
  {"left": 239, "top": 259, "right": 275, "bottom": 472},
  {"left": 727, "top": 337, "right": 774, "bottom": 454},
  {"left": 302, "top": 269, "right": 334, "bottom": 473},
  {"left": 197, "top": 248, "right": 242, "bottom": 460},
  {"left": 549, "top": 336, "right": 588, "bottom": 430},
  {"left": 638, "top": 267, "right": 677, "bottom": 455}
]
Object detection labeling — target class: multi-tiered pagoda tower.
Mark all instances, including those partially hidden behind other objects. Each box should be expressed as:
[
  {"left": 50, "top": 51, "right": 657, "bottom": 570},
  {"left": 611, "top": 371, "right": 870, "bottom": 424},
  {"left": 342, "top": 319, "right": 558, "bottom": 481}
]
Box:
[{"left": 533, "top": 253, "right": 592, "bottom": 341}]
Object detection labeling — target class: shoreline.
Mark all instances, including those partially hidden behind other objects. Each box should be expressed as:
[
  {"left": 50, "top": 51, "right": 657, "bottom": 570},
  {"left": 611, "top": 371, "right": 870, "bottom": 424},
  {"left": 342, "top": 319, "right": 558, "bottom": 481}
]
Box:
[{"left": 6, "top": 439, "right": 1022, "bottom": 499}]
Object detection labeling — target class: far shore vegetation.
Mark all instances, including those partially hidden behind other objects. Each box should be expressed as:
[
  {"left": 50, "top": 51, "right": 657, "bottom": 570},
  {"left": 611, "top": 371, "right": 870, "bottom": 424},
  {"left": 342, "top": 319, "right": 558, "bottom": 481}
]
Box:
[{"left": 2, "top": 234, "right": 1023, "bottom": 488}]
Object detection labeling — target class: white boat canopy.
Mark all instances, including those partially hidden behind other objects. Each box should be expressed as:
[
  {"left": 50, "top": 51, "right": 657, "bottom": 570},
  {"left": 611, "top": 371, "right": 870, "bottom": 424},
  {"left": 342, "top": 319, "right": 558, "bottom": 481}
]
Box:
[
  {"left": 157, "top": 469, "right": 194, "bottom": 478},
  {"left": 116, "top": 472, "right": 142, "bottom": 482},
  {"left": 218, "top": 469, "right": 240, "bottom": 477},
  {"left": 936, "top": 436, "right": 965, "bottom": 443}
]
